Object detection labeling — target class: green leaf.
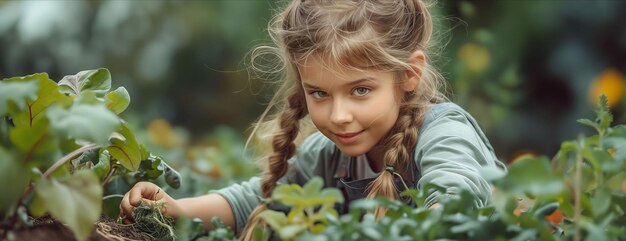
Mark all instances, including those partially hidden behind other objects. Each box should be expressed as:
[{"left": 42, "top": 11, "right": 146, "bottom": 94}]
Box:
[
  {"left": 58, "top": 68, "right": 112, "bottom": 98},
  {"left": 28, "top": 192, "right": 47, "bottom": 218},
  {"left": 93, "top": 150, "right": 111, "bottom": 179},
  {"left": 106, "top": 87, "right": 130, "bottom": 114},
  {"left": 479, "top": 166, "right": 507, "bottom": 182},
  {"left": 302, "top": 176, "right": 323, "bottom": 197},
  {"left": 273, "top": 184, "right": 303, "bottom": 201},
  {"left": 75, "top": 90, "right": 100, "bottom": 105},
  {"left": 319, "top": 189, "right": 344, "bottom": 204},
  {"left": 47, "top": 103, "right": 120, "bottom": 146},
  {"left": 589, "top": 188, "right": 612, "bottom": 217},
  {"left": 135, "top": 157, "right": 164, "bottom": 180},
  {"left": 494, "top": 157, "right": 564, "bottom": 197},
  {"left": 35, "top": 170, "right": 102, "bottom": 241},
  {"left": 107, "top": 123, "right": 141, "bottom": 171},
  {"left": 0, "top": 149, "right": 29, "bottom": 216},
  {"left": 163, "top": 162, "right": 181, "bottom": 189},
  {"left": 259, "top": 210, "right": 288, "bottom": 231},
  {"left": 9, "top": 73, "right": 72, "bottom": 128},
  {"left": 9, "top": 117, "right": 59, "bottom": 164},
  {"left": 577, "top": 119, "right": 599, "bottom": 133},
  {"left": 0, "top": 80, "right": 38, "bottom": 116},
  {"left": 278, "top": 224, "right": 308, "bottom": 240}
]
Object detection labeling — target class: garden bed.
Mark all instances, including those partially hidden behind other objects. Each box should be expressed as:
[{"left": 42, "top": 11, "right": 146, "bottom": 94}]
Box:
[{"left": 9, "top": 216, "right": 152, "bottom": 241}]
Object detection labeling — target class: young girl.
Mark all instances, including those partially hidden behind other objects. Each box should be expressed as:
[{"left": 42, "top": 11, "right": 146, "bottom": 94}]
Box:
[{"left": 119, "top": 0, "right": 504, "bottom": 239}]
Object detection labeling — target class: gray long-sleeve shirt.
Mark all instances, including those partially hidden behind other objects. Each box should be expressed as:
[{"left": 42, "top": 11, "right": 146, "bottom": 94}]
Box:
[{"left": 213, "top": 102, "right": 504, "bottom": 233}]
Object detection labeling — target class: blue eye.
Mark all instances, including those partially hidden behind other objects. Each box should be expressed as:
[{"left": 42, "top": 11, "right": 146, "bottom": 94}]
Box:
[
  {"left": 311, "top": 90, "right": 328, "bottom": 99},
  {"left": 353, "top": 87, "right": 370, "bottom": 96}
]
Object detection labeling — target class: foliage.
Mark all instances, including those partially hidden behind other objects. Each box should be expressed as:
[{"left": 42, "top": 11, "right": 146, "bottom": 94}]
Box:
[
  {"left": 0, "top": 69, "right": 181, "bottom": 241},
  {"left": 258, "top": 177, "right": 344, "bottom": 240},
  {"left": 244, "top": 95, "right": 625, "bottom": 241}
]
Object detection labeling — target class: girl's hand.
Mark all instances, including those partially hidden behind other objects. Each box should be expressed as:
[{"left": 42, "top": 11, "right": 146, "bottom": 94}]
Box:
[{"left": 119, "top": 181, "right": 182, "bottom": 224}]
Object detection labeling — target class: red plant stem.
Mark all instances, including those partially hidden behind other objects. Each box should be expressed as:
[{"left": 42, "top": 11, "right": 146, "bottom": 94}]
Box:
[{"left": 23, "top": 132, "right": 48, "bottom": 163}]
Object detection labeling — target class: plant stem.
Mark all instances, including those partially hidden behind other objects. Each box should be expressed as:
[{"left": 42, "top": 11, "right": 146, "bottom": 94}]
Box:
[
  {"left": 574, "top": 143, "right": 582, "bottom": 241},
  {"left": 43, "top": 143, "right": 98, "bottom": 177},
  {"left": 103, "top": 194, "right": 125, "bottom": 201},
  {"left": 102, "top": 165, "right": 118, "bottom": 187}
]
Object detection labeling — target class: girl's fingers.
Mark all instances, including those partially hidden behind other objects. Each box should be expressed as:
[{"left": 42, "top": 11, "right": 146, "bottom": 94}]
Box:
[
  {"left": 119, "top": 192, "right": 135, "bottom": 223},
  {"left": 128, "top": 182, "right": 155, "bottom": 206},
  {"left": 119, "top": 182, "right": 167, "bottom": 224}
]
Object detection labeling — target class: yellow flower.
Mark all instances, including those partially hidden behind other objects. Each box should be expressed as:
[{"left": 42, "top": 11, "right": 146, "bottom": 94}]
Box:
[
  {"left": 148, "top": 119, "right": 181, "bottom": 149},
  {"left": 458, "top": 42, "right": 490, "bottom": 73},
  {"left": 589, "top": 68, "right": 625, "bottom": 107}
]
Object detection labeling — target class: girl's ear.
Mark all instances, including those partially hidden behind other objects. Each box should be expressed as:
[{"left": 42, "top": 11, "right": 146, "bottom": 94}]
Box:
[{"left": 402, "top": 50, "right": 425, "bottom": 92}]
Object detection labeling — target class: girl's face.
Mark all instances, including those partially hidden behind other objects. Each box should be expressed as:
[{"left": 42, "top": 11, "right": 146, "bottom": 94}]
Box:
[{"left": 299, "top": 55, "right": 407, "bottom": 161}]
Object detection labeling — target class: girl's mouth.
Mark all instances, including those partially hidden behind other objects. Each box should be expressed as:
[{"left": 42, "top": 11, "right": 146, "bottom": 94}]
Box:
[{"left": 334, "top": 130, "right": 363, "bottom": 145}]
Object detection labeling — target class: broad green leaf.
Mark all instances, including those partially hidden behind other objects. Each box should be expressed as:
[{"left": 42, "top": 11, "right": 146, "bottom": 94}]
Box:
[
  {"left": 604, "top": 126, "right": 626, "bottom": 164},
  {"left": 9, "top": 73, "right": 71, "bottom": 128},
  {"left": 9, "top": 117, "right": 59, "bottom": 164},
  {"left": 273, "top": 184, "right": 303, "bottom": 201},
  {"left": 319, "top": 189, "right": 344, "bottom": 204},
  {"left": 107, "top": 123, "right": 141, "bottom": 171},
  {"left": 259, "top": 210, "right": 288, "bottom": 231},
  {"left": 58, "top": 68, "right": 111, "bottom": 98},
  {"left": 93, "top": 150, "right": 111, "bottom": 179},
  {"left": 589, "top": 188, "right": 611, "bottom": 217},
  {"left": 494, "top": 157, "right": 564, "bottom": 197},
  {"left": 0, "top": 80, "right": 38, "bottom": 116},
  {"left": 278, "top": 224, "right": 308, "bottom": 240},
  {"left": 28, "top": 192, "right": 47, "bottom": 218},
  {"left": 106, "top": 87, "right": 130, "bottom": 114},
  {"left": 75, "top": 90, "right": 100, "bottom": 105},
  {"left": 361, "top": 226, "right": 382, "bottom": 240},
  {"left": 139, "top": 144, "right": 150, "bottom": 160},
  {"left": 35, "top": 170, "right": 102, "bottom": 241},
  {"left": 479, "top": 166, "right": 507, "bottom": 182},
  {"left": 302, "top": 176, "right": 323, "bottom": 197},
  {"left": 350, "top": 199, "right": 380, "bottom": 211},
  {"left": 47, "top": 103, "right": 120, "bottom": 146},
  {"left": 0, "top": 149, "right": 29, "bottom": 216}
]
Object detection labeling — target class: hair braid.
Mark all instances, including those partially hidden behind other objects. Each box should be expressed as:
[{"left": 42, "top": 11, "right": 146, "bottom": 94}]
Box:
[
  {"left": 260, "top": 86, "right": 307, "bottom": 197},
  {"left": 366, "top": 92, "right": 424, "bottom": 217},
  {"left": 239, "top": 85, "right": 307, "bottom": 241}
]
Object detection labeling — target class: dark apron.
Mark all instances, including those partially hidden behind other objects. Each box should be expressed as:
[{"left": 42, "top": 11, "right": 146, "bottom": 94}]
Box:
[{"left": 332, "top": 153, "right": 420, "bottom": 214}]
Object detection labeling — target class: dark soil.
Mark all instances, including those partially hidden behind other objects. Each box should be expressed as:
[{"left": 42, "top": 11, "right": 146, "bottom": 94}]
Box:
[{"left": 3, "top": 215, "right": 154, "bottom": 241}]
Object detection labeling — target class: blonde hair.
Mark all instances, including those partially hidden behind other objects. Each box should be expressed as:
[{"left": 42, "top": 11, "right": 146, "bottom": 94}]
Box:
[{"left": 241, "top": 0, "right": 446, "bottom": 239}]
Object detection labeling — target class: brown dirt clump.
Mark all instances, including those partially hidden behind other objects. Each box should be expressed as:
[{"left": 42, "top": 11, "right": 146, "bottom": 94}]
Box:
[{"left": 5, "top": 215, "right": 154, "bottom": 241}]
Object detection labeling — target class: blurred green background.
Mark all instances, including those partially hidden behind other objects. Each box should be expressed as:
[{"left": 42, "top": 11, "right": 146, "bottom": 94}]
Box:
[{"left": 1, "top": 0, "right": 624, "bottom": 168}]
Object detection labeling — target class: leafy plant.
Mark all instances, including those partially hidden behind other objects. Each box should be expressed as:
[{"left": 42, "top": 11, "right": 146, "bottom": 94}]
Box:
[
  {"left": 257, "top": 177, "right": 344, "bottom": 240},
  {"left": 0, "top": 69, "right": 181, "bottom": 241}
]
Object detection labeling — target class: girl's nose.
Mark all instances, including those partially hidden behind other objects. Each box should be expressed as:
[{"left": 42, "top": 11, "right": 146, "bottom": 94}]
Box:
[{"left": 330, "top": 99, "right": 353, "bottom": 125}]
